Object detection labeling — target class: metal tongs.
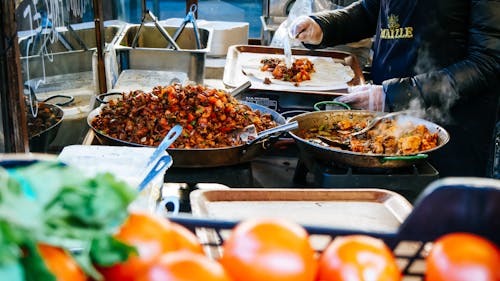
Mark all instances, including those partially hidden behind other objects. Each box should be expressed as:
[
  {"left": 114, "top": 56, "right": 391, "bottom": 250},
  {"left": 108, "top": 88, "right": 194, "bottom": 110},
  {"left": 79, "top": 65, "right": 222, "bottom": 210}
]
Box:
[
  {"left": 167, "top": 4, "right": 202, "bottom": 49},
  {"left": 132, "top": 0, "right": 181, "bottom": 50}
]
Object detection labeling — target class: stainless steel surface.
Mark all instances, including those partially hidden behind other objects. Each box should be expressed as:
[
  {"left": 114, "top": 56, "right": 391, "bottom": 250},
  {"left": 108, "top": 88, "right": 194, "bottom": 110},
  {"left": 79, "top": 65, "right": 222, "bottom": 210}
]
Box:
[
  {"left": 117, "top": 23, "right": 211, "bottom": 51},
  {"left": 266, "top": 0, "right": 296, "bottom": 17},
  {"left": 288, "top": 110, "right": 450, "bottom": 168},
  {"left": 112, "top": 23, "right": 212, "bottom": 84},
  {"left": 111, "top": 69, "right": 188, "bottom": 93},
  {"left": 260, "top": 16, "right": 287, "bottom": 46},
  {"left": 87, "top": 102, "right": 288, "bottom": 168},
  {"left": 18, "top": 21, "right": 125, "bottom": 55},
  {"left": 20, "top": 50, "right": 94, "bottom": 81}
]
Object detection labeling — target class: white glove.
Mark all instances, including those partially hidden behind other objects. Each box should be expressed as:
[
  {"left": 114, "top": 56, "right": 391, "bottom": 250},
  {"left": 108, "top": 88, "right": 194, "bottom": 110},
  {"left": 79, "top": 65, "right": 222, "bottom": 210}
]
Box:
[
  {"left": 288, "top": 15, "right": 324, "bottom": 45},
  {"left": 335, "top": 85, "right": 386, "bottom": 112}
]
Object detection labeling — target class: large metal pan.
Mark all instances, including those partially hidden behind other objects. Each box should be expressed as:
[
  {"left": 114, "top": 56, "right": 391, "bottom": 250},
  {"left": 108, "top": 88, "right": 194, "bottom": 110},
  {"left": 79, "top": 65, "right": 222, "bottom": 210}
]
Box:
[
  {"left": 288, "top": 110, "right": 450, "bottom": 168},
  {"left": 87, "top": 102, "right": 291, "bottom": 167}
]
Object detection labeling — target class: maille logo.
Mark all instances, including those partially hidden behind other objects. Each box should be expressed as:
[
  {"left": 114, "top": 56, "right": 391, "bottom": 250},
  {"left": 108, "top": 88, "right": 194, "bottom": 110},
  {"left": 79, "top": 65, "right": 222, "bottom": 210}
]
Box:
[{"left": 380, "top": 14, "right": 413, "bottom": 39}]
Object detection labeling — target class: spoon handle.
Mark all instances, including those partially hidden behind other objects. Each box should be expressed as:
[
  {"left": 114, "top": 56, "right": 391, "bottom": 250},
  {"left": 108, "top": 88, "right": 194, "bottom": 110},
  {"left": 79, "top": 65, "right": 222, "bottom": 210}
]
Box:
[
  {"left": 147, "top": 125, "right": 182, "bottom": 167},
  {"left": 138, "top": 155, "right": 173, "bottom": 192},
  {"left": 351, "top": 110, "right": 409, "bottom": 137}
]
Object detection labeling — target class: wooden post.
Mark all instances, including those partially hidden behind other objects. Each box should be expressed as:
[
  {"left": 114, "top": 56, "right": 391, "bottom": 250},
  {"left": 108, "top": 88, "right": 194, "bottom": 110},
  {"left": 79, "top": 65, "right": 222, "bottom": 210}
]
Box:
[
  {"left": 0, "top": 0, "right": 28, "bottom": 153},
  {"left": 92, "top": 0, "right": 108, "bottom": 94}
]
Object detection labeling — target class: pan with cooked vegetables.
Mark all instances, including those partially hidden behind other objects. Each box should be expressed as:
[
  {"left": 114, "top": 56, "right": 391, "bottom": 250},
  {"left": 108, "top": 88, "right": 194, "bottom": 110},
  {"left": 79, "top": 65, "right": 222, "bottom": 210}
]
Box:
[
  {"left": 88, "top": 84, "right": 287, "bottom": 167},
  {"left": 288, "top": 110, "right": 450, "bottom": 168}
]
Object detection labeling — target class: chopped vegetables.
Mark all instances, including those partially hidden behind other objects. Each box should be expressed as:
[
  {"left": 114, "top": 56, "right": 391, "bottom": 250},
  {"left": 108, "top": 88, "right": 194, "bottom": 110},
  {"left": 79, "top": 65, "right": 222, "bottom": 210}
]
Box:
[
  {"left": 91, "top": 84, "right": 278, "bottom": 148},
  {"left": 260, "top": 57, "right": 315, "bottom": 86}
]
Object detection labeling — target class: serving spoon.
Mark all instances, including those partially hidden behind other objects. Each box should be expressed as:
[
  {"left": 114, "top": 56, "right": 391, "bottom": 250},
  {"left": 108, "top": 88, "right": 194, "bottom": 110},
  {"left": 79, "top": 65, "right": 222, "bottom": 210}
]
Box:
[
  {"left": 317, "top": 135, "right": 350, "bottom": 149},
  {"left": 350, "top": 110, "right": 411, "bottom": 137}
]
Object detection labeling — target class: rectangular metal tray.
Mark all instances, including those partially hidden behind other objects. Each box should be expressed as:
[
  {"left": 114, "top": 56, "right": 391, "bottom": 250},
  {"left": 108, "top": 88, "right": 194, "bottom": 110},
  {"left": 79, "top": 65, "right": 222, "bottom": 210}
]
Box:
[
  {"left": 223, "top": 45, "right": 365, "bottom": 94},
  {"left": 190, "top": 188, "right": 412, "bottom": 233}
]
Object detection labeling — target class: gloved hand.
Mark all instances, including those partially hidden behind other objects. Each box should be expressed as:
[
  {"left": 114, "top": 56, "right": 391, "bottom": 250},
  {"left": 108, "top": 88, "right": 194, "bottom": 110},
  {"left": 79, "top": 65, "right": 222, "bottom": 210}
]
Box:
[
  {"left": 334, "top": 84, "right": 386, "bottom": 112},
  {"left": 288, "top": 15, "right": 324, "bottom": 45}
]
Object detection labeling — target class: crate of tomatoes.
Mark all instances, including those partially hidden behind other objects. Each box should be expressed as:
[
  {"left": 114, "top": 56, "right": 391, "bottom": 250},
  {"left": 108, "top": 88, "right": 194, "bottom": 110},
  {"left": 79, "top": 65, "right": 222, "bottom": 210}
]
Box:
[
  {"left": 0, "top": 158, "right": 498, "bottom": 281},
  {"left": 166, "top": 177, "right": 500, "bottom": 281}
]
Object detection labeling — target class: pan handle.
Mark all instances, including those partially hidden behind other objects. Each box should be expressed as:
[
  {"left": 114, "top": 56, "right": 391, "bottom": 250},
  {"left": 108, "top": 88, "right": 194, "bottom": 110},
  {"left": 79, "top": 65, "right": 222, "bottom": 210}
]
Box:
[
  {"left": 314, "top": 101, "right": 351, "bottom": 111},
  {"left": 41, "top": 95, "right": 75, "bottom": 107},
  {"left": 96, "top": 91, "right": 124, "bottom": 104},
  {"left": 247, "top": 121, "right": 299, "bottom": 146},
  {"left": 380, "top": 154, "right": 428, "bottom": 163}
]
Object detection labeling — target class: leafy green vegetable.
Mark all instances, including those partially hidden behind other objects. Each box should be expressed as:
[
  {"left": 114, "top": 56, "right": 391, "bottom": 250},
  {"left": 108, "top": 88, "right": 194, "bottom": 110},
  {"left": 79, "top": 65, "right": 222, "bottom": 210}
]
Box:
[
  {"left": 0, "top": 161, "right": 140, "bottom": 281},
  {"left": 20, "top": 242, "right": 56, "bottom": 281},
  {"left": 90, "top": 235, "right": 138, "bottom": 267}
]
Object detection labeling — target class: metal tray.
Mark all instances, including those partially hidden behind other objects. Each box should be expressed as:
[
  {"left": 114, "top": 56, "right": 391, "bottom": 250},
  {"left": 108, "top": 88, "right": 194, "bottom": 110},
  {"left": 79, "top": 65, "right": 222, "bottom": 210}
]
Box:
[
  {"left": 223, "top": 45, "right": 365, "bottom": 94},
  {"left": 190, "top": 188, "right": 412, "bottom": 233}
]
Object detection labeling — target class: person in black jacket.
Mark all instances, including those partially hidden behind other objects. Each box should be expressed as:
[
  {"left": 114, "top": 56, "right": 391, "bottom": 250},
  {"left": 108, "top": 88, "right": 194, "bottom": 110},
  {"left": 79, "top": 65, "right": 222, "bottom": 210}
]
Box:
[{"left": 289, "top": 0, "right": 500, "bottom": 177}]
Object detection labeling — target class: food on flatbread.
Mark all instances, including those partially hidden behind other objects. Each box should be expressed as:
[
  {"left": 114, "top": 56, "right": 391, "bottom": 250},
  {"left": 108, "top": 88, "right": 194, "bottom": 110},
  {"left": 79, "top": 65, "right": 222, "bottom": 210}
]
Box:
[{"left": 260, "top": 57, "right": 315, "bottom": 86}]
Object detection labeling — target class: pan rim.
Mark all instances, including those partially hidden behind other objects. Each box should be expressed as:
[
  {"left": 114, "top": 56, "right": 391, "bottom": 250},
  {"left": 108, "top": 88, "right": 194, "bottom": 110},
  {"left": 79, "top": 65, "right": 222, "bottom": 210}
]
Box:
[{"left": 287, "top": 109, "right": 450, "bottom": 158}]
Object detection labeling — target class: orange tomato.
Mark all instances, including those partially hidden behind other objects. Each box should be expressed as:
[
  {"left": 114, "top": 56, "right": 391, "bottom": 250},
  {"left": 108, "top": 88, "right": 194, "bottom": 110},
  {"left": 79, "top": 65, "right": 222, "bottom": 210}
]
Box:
[
  {"left": 425, "top": 232, "right": 500, "bottom": 281},
  {"left": 219, "top": 218, "right": 317, "bottom": 281},
  {"left": 38, "top": 243, "right": 87, "bottom": 281},
  {"left": 317, "top": 235, "right": 401, "bottom": 281},
  {"left": 98, "top": 212, "right": 203, "bottom": 281},
  {"left": 138, "top": 251, "right": 232, "bottom": 281}
]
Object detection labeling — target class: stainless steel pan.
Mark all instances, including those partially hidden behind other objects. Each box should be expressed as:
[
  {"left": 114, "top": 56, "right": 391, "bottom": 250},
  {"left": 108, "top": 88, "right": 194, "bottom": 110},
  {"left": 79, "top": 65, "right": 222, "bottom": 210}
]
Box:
[
  {"left": 87, "top": 102, "right": 292, "bottom": 167},
  {"left": 288, "top": 110, "right": 450, "bottom": 168}
]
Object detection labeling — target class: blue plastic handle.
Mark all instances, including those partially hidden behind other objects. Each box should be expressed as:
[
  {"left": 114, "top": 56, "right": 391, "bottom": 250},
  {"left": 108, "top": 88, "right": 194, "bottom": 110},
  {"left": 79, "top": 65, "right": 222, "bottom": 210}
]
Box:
[
  {"left": 138, "top": 155, "right": 173, "bottom": 192},
  {"left": 147, "top": 125, "right": 182, "bottom": 167}
]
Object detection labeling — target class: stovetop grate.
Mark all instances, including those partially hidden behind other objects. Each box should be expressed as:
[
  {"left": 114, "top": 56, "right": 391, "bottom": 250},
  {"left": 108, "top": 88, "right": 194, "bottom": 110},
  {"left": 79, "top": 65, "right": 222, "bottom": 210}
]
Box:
[{"left": 293, "top": 156, "right": 439, "bottom": 201}]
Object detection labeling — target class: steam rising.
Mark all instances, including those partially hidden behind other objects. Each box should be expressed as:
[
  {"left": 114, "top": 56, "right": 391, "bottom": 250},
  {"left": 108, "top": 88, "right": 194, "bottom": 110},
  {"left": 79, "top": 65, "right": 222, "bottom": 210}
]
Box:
[{"left": 403, "top": 44, "right": 460, "bottom": 125}]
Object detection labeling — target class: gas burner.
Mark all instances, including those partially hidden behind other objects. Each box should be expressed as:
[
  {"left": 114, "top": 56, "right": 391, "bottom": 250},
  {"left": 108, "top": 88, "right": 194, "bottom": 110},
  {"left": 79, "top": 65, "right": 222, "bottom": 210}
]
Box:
[{"left": 293, "top": 155, "right": 439, "bottom": 201}]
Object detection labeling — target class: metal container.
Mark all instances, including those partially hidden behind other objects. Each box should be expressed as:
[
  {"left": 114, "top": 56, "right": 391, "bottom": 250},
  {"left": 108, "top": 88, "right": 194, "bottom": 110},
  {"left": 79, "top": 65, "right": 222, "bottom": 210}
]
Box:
[
  {"left": 260, "top": 15, "right": 286, "bottom": 46},
  {"left": 17, "top": 21, "right": 126, "bottom": 152},
  {"left": 112, "top": 23, "right": 213, "bottom": 84},
  {"left": 17, "top": 20, "right": 125, "bottom": 55}
]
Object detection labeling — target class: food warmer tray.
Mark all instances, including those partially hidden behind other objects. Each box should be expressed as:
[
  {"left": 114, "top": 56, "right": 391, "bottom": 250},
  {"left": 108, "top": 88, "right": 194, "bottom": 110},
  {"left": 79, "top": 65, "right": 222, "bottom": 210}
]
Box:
[
  {"left": 190, "top": 188, "right": 412, "bottom": 234},
  {"left": 222, "top": 45, "right": 365, "bottom": 96}
]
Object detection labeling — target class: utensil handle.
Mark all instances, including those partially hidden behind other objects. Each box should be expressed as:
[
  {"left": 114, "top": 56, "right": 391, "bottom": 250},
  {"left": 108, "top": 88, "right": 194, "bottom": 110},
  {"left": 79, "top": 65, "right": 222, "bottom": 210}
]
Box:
[
  {"left": 96, "top": 91, "right": 123, "bottom": 104},
  {"left": 231, "top": 80, "right": 252, "bottom": 98},
  {"left": 147, "top": 125, "right": 183, "bottom": 167},
  {"left": 247, "top": 121, "right": 299, "bottom": 146},
  {"left": 156, "top": 195, "right": 180, "bottom": 216},
  {"left": 42, "top": 95, "right": 75, "bottom": 107},
  {"left": 314, "top": 101, "right": 351, "bottom": 111},
  {"left": 380, "top": 154, "right": 428, "bottom": 162},
  {"left": 138, "top": 155, "right": 173, "bottom": 192}
]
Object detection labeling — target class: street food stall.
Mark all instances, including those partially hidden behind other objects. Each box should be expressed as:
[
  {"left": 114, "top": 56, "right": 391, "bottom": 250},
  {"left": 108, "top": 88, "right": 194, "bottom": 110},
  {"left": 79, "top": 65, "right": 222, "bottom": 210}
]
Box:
[{"left": 0, "top": 1, "right": 499, "bottom": 280}]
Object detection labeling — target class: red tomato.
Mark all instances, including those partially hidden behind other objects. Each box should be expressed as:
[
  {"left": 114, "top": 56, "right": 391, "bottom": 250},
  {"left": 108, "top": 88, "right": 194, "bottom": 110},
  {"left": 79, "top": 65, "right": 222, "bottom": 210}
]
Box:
[
  {"left": 38, "top": 243, "right": 87, "bottom": 281},
  {"left": 219, "top": 218, "right": 317, "bottom": 281},
  {"left": 317, "top": 235, "right": 401, "bottom": 281},
  {"left": 99, "top": 212, "right": 203, "bottom": 281},
  {"left": 426, "top": 232, "right": 500, "bottom": 281},
  {"left": 138, "top": 251, "right": 232, "bottom": 281}
]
